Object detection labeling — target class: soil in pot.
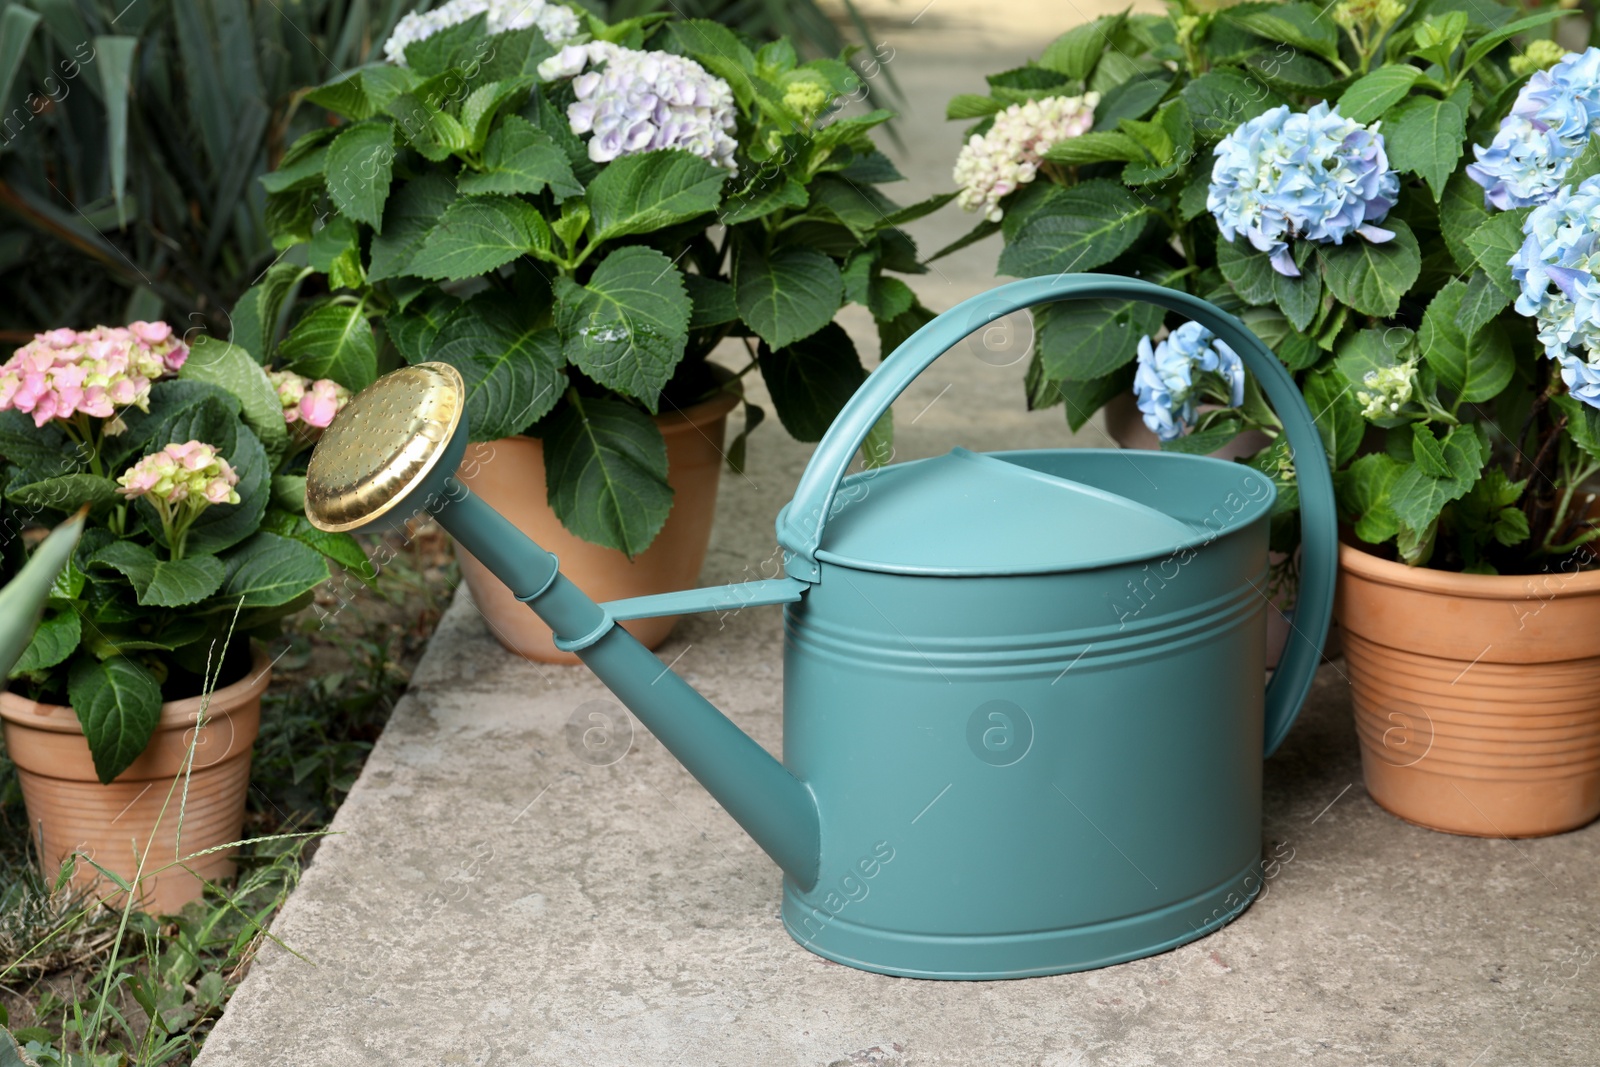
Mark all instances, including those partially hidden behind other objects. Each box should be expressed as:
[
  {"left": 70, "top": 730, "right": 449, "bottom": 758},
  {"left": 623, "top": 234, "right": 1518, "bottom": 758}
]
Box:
[
  {"left": 0, "top": 649, "right": 269, "bottom": 913},
  {"left": 1337, "top": 543, "right": 1600, "bottom": 837},
  {"left": 455, "top": 388, "right": 740, "bottom": 664}
]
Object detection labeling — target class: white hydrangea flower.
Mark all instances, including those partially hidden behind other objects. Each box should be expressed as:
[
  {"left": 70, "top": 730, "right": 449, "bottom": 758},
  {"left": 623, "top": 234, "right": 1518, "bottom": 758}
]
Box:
[
  {"left": 384, "top": 0, "right": 582, "bottom": 66},
  {"left": 537, "top": 41, "right": 739, "bottom": 173},
  {"left": 953, "top": 93, "right": 1099, "bottom": 222},
  {"left": 1354, "top": 362, "right": 1416, "bottom": 420}
]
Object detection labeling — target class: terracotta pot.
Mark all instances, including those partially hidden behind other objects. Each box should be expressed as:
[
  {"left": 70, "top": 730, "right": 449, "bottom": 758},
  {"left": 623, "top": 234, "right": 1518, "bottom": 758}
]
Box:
[
  {"left": 1, "top": 650, "right": 268, "bottom": 913},
  {"left": 455, "top": 389, "right": 741, "bottom": 664},
  {"left": 1337, "top": 543, "right": 1600, "bottom": 837},
  {"left": 1102, "top": 392, "right": 1311, "bottom": 667}
]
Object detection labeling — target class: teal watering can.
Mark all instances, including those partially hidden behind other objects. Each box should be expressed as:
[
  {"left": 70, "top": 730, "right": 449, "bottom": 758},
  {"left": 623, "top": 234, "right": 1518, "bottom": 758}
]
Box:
[{"left": 304, "top": 274, "right": 1336, "bottom": 980}]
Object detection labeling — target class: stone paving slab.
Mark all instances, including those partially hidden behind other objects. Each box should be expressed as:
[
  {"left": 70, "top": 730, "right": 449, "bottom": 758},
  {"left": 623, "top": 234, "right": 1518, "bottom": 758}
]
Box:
[{"left": 198, "top": 16, "right": 1600, "bottom": 1067}]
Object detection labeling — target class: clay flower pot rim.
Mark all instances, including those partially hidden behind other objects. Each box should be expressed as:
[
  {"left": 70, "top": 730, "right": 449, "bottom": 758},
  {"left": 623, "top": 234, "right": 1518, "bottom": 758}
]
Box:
[
  {"left": 1339, "top": 540, "right": 1600, "bottom": 600},
  {"left": 0, "top": 648, "right": 272, "bottom": 736}
]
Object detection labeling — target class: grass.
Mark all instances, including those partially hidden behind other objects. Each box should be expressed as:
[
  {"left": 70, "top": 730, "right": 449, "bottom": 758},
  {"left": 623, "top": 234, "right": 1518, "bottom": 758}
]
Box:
[{"left": 0, "top": 522, "right": 455, "bottom": 1066}]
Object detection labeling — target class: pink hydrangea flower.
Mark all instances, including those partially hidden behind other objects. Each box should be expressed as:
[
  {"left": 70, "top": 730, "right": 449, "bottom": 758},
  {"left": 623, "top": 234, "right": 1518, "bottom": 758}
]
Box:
[
  {"left": 117, "top": 440, "right": 239, "bottom": 507},
  {"left": 953, "top": 93, "right": 1100, "bottom": 222},
  {"left": 268, "top": 367, "right": 349, "bottom": 429},
  {"left": 0, "top": 322, "right": 189, "bottom": 428}
]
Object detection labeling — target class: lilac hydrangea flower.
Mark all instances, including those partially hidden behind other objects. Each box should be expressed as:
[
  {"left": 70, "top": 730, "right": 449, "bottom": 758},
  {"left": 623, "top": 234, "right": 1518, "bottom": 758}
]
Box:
[
  {"left": 1207, "top": 103, "right": 1399, "bottom": 277},
  {"left": 1132, "top": 321, "right": 1246, "bottom": 441},
  {"left": 537, "top": 42, "right": 739, "bottom": 172},
  {"left": 1467, "top": 47, "right": 1600, "bottom": 210},
  {"left": 1509, "top": 175, "right": 1600, "bottom": 407}
]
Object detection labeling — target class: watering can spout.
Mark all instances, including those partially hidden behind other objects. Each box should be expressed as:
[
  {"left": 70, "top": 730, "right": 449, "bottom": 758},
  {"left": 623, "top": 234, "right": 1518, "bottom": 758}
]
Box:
[{"left": 301, "top": 364, "right": 820, "bottom": 890}]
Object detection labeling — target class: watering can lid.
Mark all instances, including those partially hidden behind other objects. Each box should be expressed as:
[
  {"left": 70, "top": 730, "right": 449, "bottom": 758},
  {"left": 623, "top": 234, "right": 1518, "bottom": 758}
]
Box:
[{"left": 807, "top": 448, "right": 1197, "bottom": 576}]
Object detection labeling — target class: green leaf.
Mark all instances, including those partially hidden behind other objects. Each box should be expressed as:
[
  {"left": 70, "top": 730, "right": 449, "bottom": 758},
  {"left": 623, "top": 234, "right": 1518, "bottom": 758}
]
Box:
[
  {"left": 309, "top": 216, "right": 366, "bottom": 291},
  {"left": 756, "top": 323, "right": 867, "bottom": 442},
  {"left": 1181, "top": 69, "right": 1286, "bottom": 141},
  {"left": 1217, "top": 238, "right": 1276, "bottom": 305},
  {"left": 1302, "top": 366, "right": 1364, "bottom": 466},
  {"left": 400, "top": 11, "right": 489, "bottom": 76},
  {"left": 1465, "top": 207, "right": 1532, "bottom": 300},
  {"left": 1273, "top": 266, "right": 1321, "bottom": 333},
  {"left": 459, "top": 116, "right": 581, "bottom": 198},
  {"left": 141, "top": 555, "right": 227, "bottom": 608},
  {"left": 94, "top": 35, "right": 137, "bottom": 220},
  {"left": 1461, "top": 9, "right": 1569, "bottom": 71},
  {"left": 323, "top": 121, "right": 395, "bottom": 230},
  {"left": 387, "top": 91, "right": 469, "bottom": 161},
  {"left": 1340, "top": 451, "right": 1403, "bottom": 544},
  {"left": 1092, "top": 75, "right": 1172, "bottom": 131},
  {"left": 1383, "top": 88, "right": 1468, "bottom": 201},
  {"left": 261, "top": 511, "right": 373, "bottom": 578},
  {"left": 1387, "top": 425, "right": 1488, "bottom": 533},
  {"left": 413, "top": 195, "right": 549, "bottom": 282},
  {"left": 278, "top": 304, "right": 378, "bottom": 391},
  {"left": 1041, "top": 131, "right": 1145, "bottom": 166},
  {"left": 1162, "top": 418, "right": 1245, "bottom": 455},
  {"left": 222, "top": 532, "right": 330, "bottom": 609},
  {"left": 1440, "top": 170, "right": 1492, "bottom": 272},
  {"left": 12, "top": 608, "right": 80, "bottom": 675},
  {"left": 543, "top": 394, "right": 673, "bottom": 558},
  {"left": 685, "top": 275, "right": 738, "bottom": 329},
  {"left": 306, "top": 64, "right": 413, "bottom": 120},
  {"left": 368, "top": 174, "right": 458, "bottom": 283},
  {"left": 1057, "top": 365, "right": 1136, "bottom": 431},
  {"left": 430, "top": 293, "right": 566, "bottom": 440},
  {"left": 1458, "top": 270, "right": 1512, "bottom": 335},
  {"left": 1419, "top": 279, "right": 1514, "bottom": 404},
  {"left": 1338, "top": 65, "right": 1423, "bottom": 124},
  {"left": 68, "top": 656, "right": 163, "bottom": 783},
  {"left": 585, "top": 150, "right": 726, "bottom": 243},
  {"left": 997, "top": 180, "right": 1148, "bottom": 277},
  {"left": 1317, "top": 219, "right": 1421, "bottom": 318},
  {"left": 555, "top": 246, "right": 692, "bottom": 411},
  {"left": 735, "top": 246, "right": 844, "bottom": 351},
  {"left": 0, "top": 6, "right": 42, "bottom": 125},
  {"left": 5, "top": 474, "right": 118, "bottom": 516},
  {"left": 1034, "top": 299, "right": 1162, "bottom": 380},
  {"left": 1553, "top": 393, "right": 1600, "bottom": 464},
  {"left": 230, "top": 261, "right": 305, "bottom": 363},
  {"left": 1224, "top": 3, "right": 1339, "bottom": 62},
  {"left": 947, "top": 94, "right": 1004, "bottom": 120},
  {"left": 721, "top": 174, "right": 809, "bottom": 226},
  {"left": 181, "top": 337, "right": 290, "bottom": 465},
  {"left": 260, "top": 130, "right": 333, "bottom": 194},
  {"left": 1563, "top": 135, "right": 1600, "bottom": 188},
  {"left": 1, "top": 507, "right": 84, "bottom": 678},
  {"left": 388, "top": 293, "right": 460, "bottom": 364},
  {"left": 460, "top": 78, "right": 534, "bottom": 151},
  {"left": 181, "top": 426, "right": 269, "bottom": 557},
  {"left": 1334, "top": 327, "right": 1413, "bottom": 389},
  {"left": 1039, "top": 12, "right": 1126, "bottom": 79},
  {"left": 808, "top": 176, "right": 899, "bottom": 242}
]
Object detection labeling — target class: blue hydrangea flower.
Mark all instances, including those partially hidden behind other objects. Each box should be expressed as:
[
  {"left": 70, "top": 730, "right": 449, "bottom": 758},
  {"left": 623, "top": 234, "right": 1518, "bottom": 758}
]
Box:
[
  {"left": 1468, "top": 47, "right": 1600, "bottom": 210},
  {"left": 1207, "top": 103, "right": 1400, "bottom": 278},
  {"left": 1510, "top": 175, "right": 1600, "bottom": 407},
  {"left": 1132, "top": 322, "right": 1247, "bottom": 441}
]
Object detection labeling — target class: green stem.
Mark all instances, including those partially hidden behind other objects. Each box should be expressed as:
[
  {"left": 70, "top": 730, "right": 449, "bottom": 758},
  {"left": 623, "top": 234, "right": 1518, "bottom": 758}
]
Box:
[{"left": 1541, "top": 460, "right": 1600, "bottom": 554}]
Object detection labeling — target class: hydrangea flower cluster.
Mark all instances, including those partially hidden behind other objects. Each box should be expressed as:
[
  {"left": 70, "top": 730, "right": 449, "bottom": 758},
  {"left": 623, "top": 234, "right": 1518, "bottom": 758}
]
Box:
[
  {"left": 1132, "top": 322, "right": 1246, "bottom": 441},
  {"left": 537, "top": 42, "right": 739, "bottom": 171},
  {"left": 1467, "top": 47, "right": 1600, "bottom": 210},
  {"left": 268, "top": 368, "right": 352, "bottom": 429},
  {"left": 117, "top": 441, "right": 239, "bottom": 507},
  {"left": 1354, "top": 362, "right": 1417, "bottom": 420},
  {"left": 1207, "top": 103, "right": 1399, "bottom": 277},
  {"left": 953, "top": 93, "right": 1099, "bottom": 222},
  {"left": 1509, "top": 175, "right": 1600, "bottom": 407},
  {"left": 383, "top": 0, "right": 580, "bottom": 66},
  {"left": 0, "top": 322, "right": 188, "bottom": 428}
]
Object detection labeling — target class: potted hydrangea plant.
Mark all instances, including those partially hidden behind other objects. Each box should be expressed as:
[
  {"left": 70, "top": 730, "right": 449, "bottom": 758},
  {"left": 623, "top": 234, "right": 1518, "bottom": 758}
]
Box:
[
  {"left": 250, "top": 0, "right": 938, "bottom": 662},
  {"left": 0, "top": 324, "right": 359, "bottom": 910},
  {"left": 947, "top": 1, "right": 1600, "bottom": 837}
]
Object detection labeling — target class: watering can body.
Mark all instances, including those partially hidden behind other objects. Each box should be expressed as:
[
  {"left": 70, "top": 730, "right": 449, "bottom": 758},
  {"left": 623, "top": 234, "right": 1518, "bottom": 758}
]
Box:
[{"left": 304, "top": 274, "right": 1336, "bottom": 980}]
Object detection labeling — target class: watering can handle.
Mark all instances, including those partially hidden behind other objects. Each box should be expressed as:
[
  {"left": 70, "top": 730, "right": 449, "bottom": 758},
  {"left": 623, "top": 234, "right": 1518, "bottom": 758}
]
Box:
[{"left": 779, "top": 273, "right": 1335, "bottom": 758}]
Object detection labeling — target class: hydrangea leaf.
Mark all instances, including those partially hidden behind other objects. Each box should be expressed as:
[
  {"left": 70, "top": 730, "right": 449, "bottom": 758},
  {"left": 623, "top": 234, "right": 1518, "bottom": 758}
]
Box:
[
  {"left": 1317, "top": 218, "right": 1421, "bottom": 318},
  {"left": 1217, "top": 238, "right": 1276, "bottom": 305},
  {"left": 1041, "top": 131, "right": 1145, "bottom": 166},
  {"left": 584, "top": 149, "right": 727, "bottom": 244},
  {"left": 1337, "top": 66, "right": 1423, "bottom": 125},
  {"left": 997, "top": 180, "right": 1149, "bottom": 277},
  {"left": 1180, "top": 70, "right": 1286, "bottom": 141},
  {"left": 1464, "top": 207, "right": 1532, "bottom": 300},
  {"left": 1273, "top": 264, "right": 1321, "bottom": 333},
  {"left": 222, "top": 531, "right": 331, "bottom": 609},
  {"left": 12, "top": 608, "right": 80, "bottom": 675},
  {"left": 1458, "top": 270, "right": 1513, "bottom": 335},
  {"left": 947, "top": 94, "right": 1005, "bottom": 120},
  {"left": 1552, "top": 393, "right": 1600, "bottom": 464},
  {"left": 139, "top": 556, "right": 226, "bottom": 608},
  {"left": 555, "top": 246, "right": 692, "bottom": 411},
  {"left": 429, "top": 293, "right": 566, "bottom": 440},
  {"left": 68, "top": 655, "right": 163, "bottom": 783},
  {"left": 386, "top": 91, "right": 469, "bottom": 162},
  {"left": 1339, "top": 452, "right": 1403, "bottom": 544},
  {"left": 1035, "top": 299, "right": 1162, "bottom": 381},
  {"left": 1056, "top": 364, "right": 1136, "bottom": 432},
  {"left": 460, "top": 78, "right": 534, "bottom": 152},
  {"left": 230, "top": 260, "right": 306, "bottom": 363},
  {"left": 720, "top": 174, "right": 809, "bottom": 227},
  {"left": 1038, "top": 12, "right": 1126, "bottom": 80},
  {"left": 1387, "top": 425, "right": 1488, "bottom": 534},
  {"left": 1383, "top": 87, "right": 1469, "bottom": 202},
  {"left": 176, "top": 426, "right": 270, "bottom": 558},
  {"left": 1091, "top": 75, "right": 1172, "bottom": 132},
  {"left": 305, "top": 65, "right": 412, "bottom": 120},
  {"left": 4, "top": 474, "right": 119, "bottom": 517},
  {"left": 1225, "top": 3, "right": 1340, "bottom": 63},
  {"left": 324, "top": 121, "right": 395, "bottom": 229},
  {"left": 413, "top": 195, "right": 550, "bottom": 282},
  {"left": 735, "top": 246, "right": 844, "bottom": 351},
  {"left": 458, "top": 116, "right": 582, "bottom": 199},
  {"left": 1302, "top": 366, "right": 1364, "bottom": 466},
  {"left": 1439, "top": 170, "right": 1492, "bottom": 272},
  {"left": 180, "top": 337, "right": 290, "bottom": 466},
  {"left": 543, "top": 394, "right": 673, "bottom": 559},
  {"left": 368, "top": 174, "right": 458, "bottom": 283},
  {"left": 756, "top": 323, "right": 868, "bottom": 442},
  {"left": 1419, "top": 279, "right": 1515, "bottom": 404},
  {"left": 278, "top": 303, "right": 379, "bottom": 391}
]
